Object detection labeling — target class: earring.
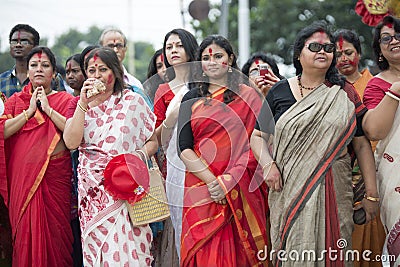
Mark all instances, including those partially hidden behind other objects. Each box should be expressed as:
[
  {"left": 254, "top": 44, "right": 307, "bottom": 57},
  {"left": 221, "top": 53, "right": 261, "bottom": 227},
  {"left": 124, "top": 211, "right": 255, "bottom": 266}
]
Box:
[
  {"left": 27, "top": 73, "right": 29, "bottom": 78},
  {"left": 379, "top": 54, "right": 384, "bottom": 62},
  {"left": 228, "top": 66, "right": 233, "bottom": 73},
  {"left": 202, "top": 72, "right": 206, "bottom": 77}
]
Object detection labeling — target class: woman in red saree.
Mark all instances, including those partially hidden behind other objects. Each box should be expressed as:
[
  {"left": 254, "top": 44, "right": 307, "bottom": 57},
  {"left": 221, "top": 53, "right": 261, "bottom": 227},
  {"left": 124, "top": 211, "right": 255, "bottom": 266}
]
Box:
[
  {"left": 0, "top": 46, "right": 74, "bottom": 266},
  {"left": 178, "top": 35, "right": 269, "bottom": 267}
]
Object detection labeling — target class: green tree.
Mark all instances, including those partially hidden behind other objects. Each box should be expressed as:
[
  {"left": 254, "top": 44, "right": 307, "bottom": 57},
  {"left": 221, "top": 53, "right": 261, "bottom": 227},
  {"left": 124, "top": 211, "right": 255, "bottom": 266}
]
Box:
[{"left": 190, "top": 0, "right": 374, "bottom": 68}]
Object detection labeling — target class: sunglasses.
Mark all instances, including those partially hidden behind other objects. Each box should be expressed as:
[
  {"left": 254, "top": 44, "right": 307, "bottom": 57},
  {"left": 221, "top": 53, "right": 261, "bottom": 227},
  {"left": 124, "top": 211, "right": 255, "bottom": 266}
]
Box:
[
  {"left": 379, "top": 33, "right": 400, "bottom": 44},
  {"left": 306, "top": 42, "right": 335, "bottom": 53}
]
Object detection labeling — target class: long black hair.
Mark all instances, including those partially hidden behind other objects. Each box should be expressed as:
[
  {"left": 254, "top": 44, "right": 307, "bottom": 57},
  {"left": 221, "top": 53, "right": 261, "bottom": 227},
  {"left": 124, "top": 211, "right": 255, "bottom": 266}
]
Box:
[
  {"left": 162, "top": 28, "right": 199, "bottom": 81},
  {"left": 293, "top": 20, "right": 345, "bottom": 87},
  {"left": 192, "top": 35, "right": 242, "bottom": 104}
]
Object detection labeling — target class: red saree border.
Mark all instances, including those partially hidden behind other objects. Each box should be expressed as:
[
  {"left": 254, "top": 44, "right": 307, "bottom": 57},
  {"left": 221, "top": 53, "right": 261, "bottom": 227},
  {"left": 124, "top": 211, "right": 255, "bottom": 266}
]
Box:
[
  {"left": 14, "top": 132, "right": 60, "bottom": 240},
  {"left": 275, "top": 113, "right": 356, "bottom": 267}
]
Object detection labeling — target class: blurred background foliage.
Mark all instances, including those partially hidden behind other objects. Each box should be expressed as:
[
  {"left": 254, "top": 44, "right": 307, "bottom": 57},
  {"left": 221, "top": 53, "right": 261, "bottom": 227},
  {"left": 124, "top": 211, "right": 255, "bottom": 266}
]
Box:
[{"left": 0, "top": 0, "right": 376, "bottom": 82}]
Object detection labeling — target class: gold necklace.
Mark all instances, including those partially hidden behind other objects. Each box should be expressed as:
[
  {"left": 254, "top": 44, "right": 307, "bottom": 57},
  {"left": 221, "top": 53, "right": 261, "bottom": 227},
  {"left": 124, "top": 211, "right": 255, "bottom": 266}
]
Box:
[{"left": 297, "top": 75, "right": 318, "bottom": 97}]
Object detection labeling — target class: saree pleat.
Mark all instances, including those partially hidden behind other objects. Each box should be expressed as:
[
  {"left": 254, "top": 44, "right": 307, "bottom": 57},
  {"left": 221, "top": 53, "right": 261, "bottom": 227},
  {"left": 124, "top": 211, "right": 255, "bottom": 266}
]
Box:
[{"left": 270, "top": 84, "right": 355, "bottom": 267}]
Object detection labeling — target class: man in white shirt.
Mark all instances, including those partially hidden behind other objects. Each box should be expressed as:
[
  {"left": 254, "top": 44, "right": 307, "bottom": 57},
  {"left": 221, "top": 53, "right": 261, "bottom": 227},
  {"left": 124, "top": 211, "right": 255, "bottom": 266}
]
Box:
[{"left": 99, "top": 28, "right": 152, "bottom": 108}]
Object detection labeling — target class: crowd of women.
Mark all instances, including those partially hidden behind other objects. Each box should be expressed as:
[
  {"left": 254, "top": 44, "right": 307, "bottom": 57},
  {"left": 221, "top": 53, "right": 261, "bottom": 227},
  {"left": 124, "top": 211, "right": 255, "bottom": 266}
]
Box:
[{"left": 0, "top": 14, "right": 399, "bottom": 267}]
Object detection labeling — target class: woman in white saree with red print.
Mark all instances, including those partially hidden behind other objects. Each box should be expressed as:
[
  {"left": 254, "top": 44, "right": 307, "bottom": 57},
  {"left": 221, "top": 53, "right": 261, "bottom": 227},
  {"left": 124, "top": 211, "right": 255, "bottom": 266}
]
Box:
[{"left": 64, "top": 47, "right": 158, "bottom": 266}]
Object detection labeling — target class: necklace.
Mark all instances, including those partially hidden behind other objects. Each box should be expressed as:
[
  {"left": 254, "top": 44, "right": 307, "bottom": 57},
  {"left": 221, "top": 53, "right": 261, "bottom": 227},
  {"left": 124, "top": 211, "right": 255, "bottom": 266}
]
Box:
[{"left": 297, "top": 75, "right": 318, "bottom": 97}]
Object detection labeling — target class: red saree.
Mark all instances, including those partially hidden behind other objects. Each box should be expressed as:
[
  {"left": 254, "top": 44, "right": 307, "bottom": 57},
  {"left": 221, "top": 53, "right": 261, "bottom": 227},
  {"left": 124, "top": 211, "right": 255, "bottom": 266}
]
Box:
[
  {"left": 181, "top": 85, "right": 269, "bottom": 267},
  {"left": 0, "top": 83, "right": 73, "bottom": 266}
]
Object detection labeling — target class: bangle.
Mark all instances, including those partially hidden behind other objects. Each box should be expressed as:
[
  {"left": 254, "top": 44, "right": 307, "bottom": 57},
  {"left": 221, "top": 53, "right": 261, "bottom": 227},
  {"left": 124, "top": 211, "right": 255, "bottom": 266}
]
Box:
[
  {"left": 364, "top": 194, "right": 380, "bottom": 202},
  {"left": 262, "top": 160, "right": 275, "bottom": 171},
  {"left": 136, "top": 149, "right": 148, "bottom": 162},
  {"left": 385, "top": 91, "right": 400, "bottom": 102},
  {"left": 49, "top": 108, "right": 53, "bottom": 118},
  {"left": 77, "top": 101, "right": 88, "bottom": 113},
  {"left": 23, "top": 110, "right": 29, "bottom": 122},
  {"left": 162, "top": 120, "right": 173, "bottom": 129},
  {"left": 388, "top": 89, "right": 400, "bottom": 99}
]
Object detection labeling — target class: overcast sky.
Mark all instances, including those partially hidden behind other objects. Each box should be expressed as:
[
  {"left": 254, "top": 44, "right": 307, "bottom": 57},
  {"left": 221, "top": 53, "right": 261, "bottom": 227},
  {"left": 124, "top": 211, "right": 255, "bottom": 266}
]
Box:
[{"left": 0, "top": 0, "right": 202, "bottom": 52}]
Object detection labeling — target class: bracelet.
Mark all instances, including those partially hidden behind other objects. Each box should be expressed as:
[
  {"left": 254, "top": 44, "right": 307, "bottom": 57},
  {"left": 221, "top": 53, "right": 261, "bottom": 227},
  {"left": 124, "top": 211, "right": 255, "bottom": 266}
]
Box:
[
  {"left": 385, "top": 91, "right": 400, "bottom": 102},
  {"left": 49, "top": 108, "right": 53, "bottom": 118},
  {"left": 364, "top": 194, "right": 380, "bottom": 202},
  {"left": 136, "top": 149, "right": 148, "bottom": 163},
  {"left": 22, "top": 110, "right": 29, "bottom": 122},
  {"left": 388, "top": 89, "right": 400, "bottom": 99},
  {"left": 262, "top": 160, "right": 275, "bottom": 171},
  {"left": 77, "top": 101, "right": 88, "bottom": 113},
  {"left": 162, "top": 120, "right": 173, "bottom": 129}
]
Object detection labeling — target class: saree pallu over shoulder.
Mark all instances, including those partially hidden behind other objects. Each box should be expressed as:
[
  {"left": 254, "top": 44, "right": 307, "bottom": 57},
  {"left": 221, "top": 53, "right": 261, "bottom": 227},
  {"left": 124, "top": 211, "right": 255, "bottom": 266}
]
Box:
[
  {"left": 78, "top": 90, "right": 156, "bottom": 266},
  {"left": 0, "top": 83, "right": 74, "bottom": 266},
  {"left": 181, "top": 85, "right": 269, "bottom": 267},
  {"left": 270, "top": 84, "right": 356, "bottom": 266},
  {"left": 374, "top": 104, "right": 400, "bottom": 266}
]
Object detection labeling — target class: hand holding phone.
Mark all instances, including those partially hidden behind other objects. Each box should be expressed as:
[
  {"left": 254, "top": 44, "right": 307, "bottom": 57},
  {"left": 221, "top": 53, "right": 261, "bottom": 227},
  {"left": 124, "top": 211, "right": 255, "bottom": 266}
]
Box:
[{"left": 258, "top": 63, "right": 270, "bottom": 77}]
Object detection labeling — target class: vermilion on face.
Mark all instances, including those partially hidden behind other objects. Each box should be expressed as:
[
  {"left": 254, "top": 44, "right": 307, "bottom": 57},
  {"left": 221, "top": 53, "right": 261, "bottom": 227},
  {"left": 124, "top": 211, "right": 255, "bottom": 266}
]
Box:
[
  {"left": 86, "top": 57, "right": 115, "bottom": 91},
  {"left": 28, "top": 52, "right": 55, "bottom": 89},
  {"left": 335, "top": 39, "right": 359, "bottom": 76},
  {"left": 301, "top": 31, "right": 333, "bottom": 70}
]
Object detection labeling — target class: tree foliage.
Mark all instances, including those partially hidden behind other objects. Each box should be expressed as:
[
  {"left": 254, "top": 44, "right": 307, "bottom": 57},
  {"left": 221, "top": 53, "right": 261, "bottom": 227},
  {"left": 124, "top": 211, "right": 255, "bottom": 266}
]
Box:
[
  {"left": 190, "top": 0, "right": 375, "bottom": 69},
  {"left": 0, "top": 25, "right": 155, "bottom": 83}
]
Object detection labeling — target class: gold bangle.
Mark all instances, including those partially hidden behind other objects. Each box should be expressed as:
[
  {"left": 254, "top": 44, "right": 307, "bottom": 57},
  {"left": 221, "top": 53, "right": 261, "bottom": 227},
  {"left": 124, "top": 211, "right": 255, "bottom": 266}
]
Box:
[
  {"left": 162, "top": 120, "right": 173, "bottom": 129},
  {"left": 49, "top": 108, "right": 53, "bottom": 118},
  {"left": 364, "top": 194, "right": 380, "bottom": 202},
  {"left": 262, "top": 160, "right": 275, "bottom": 171},
  {"left": 23, "top": 110, "right": 29, "bottom": 122},
  {"left": 77, "top": 101, "right": 88, "bottom": 113}
]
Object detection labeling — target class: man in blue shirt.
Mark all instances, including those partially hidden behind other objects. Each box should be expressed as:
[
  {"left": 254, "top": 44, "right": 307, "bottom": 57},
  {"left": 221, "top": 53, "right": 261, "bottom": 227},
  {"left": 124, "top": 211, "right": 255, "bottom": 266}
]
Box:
[{"left": 0, "top": 24, "right": 65, "bottom": 98}]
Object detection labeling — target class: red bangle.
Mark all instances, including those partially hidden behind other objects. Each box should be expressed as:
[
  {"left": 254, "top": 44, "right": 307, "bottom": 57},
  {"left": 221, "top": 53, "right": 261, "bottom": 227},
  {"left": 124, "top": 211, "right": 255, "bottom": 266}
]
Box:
[{"left": 388, "top": 89, "right": 400, "bottom": 99}]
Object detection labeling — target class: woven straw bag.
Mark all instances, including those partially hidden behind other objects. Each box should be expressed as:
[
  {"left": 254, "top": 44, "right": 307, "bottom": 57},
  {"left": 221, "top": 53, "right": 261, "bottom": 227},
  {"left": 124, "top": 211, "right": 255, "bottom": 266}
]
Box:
[{"left": 127, "top": 152, "right": 170, "bottom": 226}]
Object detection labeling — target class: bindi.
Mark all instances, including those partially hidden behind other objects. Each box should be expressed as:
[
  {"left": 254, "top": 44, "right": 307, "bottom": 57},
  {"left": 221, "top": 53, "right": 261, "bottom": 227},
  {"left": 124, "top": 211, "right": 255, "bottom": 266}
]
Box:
[{"left": 208, "top": 48, "right": 213, "bottom": 56}]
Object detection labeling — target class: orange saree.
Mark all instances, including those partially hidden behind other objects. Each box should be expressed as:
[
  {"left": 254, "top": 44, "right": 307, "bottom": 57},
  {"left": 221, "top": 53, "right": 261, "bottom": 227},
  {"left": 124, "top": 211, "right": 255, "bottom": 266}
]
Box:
[{"left": 180, "top": 85, "right": 269, "bottom": 267}]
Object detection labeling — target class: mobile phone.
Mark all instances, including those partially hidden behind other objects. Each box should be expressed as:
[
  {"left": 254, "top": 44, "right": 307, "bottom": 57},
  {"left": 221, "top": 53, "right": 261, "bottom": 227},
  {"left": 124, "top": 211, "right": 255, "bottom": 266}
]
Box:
[{"left": 258, "top": 64, "right": 270, "bottom": 76}]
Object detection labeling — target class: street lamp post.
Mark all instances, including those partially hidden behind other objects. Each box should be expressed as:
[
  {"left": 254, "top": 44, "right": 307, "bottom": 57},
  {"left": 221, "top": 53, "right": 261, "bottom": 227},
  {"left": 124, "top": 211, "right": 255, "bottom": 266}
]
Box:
[{"left": 238, "top": 0, "right": 250, "bottom": 68}]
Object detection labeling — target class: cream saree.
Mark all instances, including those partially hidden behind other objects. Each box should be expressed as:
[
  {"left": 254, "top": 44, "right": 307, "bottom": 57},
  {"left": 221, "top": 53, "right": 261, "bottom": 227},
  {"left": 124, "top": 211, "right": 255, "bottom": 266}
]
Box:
[
  {"left": 77, "top": 90, "right": 156, "bottom": 266},
  {"left": 375, "top": 105, "right": 400, "bottom": 266},
  {"left": 270, "top": 83, "right": 356, "bottom": 266}
]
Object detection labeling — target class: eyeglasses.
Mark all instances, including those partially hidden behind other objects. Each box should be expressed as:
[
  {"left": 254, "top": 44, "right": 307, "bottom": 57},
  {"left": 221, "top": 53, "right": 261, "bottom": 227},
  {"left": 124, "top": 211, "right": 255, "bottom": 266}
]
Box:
[
  {"left": 10, "top": 39, "right": 33, "bottom": 46},
  {"left": 306, "top": 42, "right": 335, "bottom": 53},
  {"left": 379, "top": 33, "right": 400, "bottom": 44},
  {"left": 106, "top": 43, "right": 125, "bottom": 50}
]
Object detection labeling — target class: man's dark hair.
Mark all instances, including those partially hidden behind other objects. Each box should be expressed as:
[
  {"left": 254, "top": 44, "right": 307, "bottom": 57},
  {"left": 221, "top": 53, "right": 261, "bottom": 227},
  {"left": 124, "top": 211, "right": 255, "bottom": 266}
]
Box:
[{"left": 9, "top": 24, "right": 40, "bottom": 46}]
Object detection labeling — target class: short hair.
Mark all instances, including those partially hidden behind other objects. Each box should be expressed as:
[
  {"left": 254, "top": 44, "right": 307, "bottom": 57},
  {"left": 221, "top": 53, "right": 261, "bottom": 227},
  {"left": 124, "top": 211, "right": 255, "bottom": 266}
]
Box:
[
  {"left": 98, "top": 28, "right": 127, "bottom": 46},
  {"left": 9, "top": 24, "right": 40, "bottom": 46},
  {"left": 26, "top": 46, "right": 57, "bottom": 72},
  {"left": 333, "top": 29, "right": 362, "bottom": 55},
  {"left": 372, "top": 15, "right": 400, "bottom": 71},
  {"left": 293, "top": 20, "right": 344, "bottom": 87}
]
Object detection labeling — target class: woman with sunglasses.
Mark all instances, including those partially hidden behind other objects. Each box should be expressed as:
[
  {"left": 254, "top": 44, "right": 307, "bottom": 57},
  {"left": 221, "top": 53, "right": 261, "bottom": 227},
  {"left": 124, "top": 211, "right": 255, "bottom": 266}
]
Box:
[
  {"left": 362, "top": 15, "right": 400, "bottom": 266},
  {"left": 251, "top": 20, "right": 378, "bottom": 265}
]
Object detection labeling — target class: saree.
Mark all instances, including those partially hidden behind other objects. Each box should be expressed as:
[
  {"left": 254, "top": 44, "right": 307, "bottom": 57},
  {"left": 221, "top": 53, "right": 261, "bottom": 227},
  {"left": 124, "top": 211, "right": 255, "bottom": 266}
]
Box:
[
  {"left": 165, "top": 85, "right": 188, "bottom": 259},
  {"left": 373, "top": 100, "right": 400, "bottom": 267},
  {"left": 351, "top": 69, "right": 386, "bottom": 267},
  {"left": 77, "top": 90, "right": 155, "bottom": 266},
  {"left": 270, "top": 84, "right": 356, "bottom": 267},
  {"left": 181, "top": 85, "right": 269, "bottom": 267},
  {"left": 0, "top": 83, "right": 74, "bottom": 266}
]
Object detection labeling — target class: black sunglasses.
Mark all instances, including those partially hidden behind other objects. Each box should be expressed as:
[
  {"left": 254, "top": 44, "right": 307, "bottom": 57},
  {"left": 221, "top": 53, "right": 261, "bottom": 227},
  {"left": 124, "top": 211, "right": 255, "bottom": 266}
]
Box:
[
  {"left": 306, "top": 42, "right": 335, "bottom": 53},
  {"left": 379, "top": 33, "right": 400, "bottom": 44}
]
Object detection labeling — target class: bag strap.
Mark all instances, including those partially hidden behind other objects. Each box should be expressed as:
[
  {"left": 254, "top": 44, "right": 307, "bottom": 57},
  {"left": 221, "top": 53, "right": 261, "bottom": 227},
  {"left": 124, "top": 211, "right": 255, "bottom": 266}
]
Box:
[{"left": 136, "top": 149, "right": 160, "bottom": 171}]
